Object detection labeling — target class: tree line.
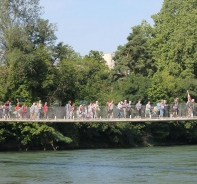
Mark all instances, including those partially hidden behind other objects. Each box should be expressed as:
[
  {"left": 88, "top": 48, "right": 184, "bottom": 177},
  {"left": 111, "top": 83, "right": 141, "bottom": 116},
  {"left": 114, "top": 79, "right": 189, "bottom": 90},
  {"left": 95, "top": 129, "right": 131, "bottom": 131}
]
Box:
[{"left": 0, "top": 0, "right": 197, "bottom": 150}]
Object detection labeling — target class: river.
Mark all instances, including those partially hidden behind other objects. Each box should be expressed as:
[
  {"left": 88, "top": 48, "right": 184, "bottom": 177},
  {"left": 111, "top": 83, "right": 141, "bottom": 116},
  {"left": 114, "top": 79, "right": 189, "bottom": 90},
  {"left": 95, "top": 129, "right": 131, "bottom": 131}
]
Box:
[{"left": 0, "top": 145, "right": 196, "bottom": 184}]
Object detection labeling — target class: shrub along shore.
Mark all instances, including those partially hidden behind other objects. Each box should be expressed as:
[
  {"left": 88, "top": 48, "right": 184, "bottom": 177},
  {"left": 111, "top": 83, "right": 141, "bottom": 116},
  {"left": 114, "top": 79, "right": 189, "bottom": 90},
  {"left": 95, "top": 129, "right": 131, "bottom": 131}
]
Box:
[{"left": 0, "top": 121, "right": 196, "bottom": 151}]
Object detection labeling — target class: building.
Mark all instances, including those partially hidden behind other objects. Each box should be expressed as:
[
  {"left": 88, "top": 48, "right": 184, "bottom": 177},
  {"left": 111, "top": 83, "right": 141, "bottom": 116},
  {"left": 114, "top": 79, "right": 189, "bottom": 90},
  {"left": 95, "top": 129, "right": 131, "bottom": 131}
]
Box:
[{"left": 102, "top": 53, "right": 115, "bottom": 69}]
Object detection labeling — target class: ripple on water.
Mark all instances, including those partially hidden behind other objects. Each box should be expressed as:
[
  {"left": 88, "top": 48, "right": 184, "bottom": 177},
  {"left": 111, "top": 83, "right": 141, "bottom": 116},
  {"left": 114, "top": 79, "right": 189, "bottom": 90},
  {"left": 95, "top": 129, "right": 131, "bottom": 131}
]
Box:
[{"left": 0, "top": 145, "right": 197, "bottom": 184}]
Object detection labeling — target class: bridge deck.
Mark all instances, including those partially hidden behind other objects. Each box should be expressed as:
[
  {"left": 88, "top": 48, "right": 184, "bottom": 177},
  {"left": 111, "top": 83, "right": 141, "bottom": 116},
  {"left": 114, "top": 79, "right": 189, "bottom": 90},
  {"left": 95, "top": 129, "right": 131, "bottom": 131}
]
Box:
[{"left": 0, "top": 117, "right": 197, "bottom": 123}]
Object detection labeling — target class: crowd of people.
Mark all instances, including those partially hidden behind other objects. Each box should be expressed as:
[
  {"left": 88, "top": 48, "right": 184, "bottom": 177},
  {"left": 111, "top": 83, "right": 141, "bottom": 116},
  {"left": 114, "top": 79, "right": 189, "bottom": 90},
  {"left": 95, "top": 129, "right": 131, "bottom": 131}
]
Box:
[
  {"left": 66, "top": 90, "right": 195, "bottom": 119},
  {"left": 113, "top": 90, "right": 195, "bottom": 119},
  {"left": 0, "top": 100, "right": 48, "bottom": 119},
  {"left": 105, "top": 91, "right": 195, "bottom": 119},
  {"left": 66, "top": 100, "right": 100, "bottom": 119},
  {"left": 0, "top": 90, "right": 195, "bottom": 119},
  {"left": 77, "top": 90, "right": 195, "bottom": 119}
]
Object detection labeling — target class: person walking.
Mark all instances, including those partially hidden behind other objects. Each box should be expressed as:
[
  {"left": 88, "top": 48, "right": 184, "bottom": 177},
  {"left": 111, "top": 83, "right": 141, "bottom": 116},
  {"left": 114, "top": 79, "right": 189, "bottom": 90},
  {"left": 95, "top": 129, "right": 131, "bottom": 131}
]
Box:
[
  {"left": 30, "top": 103, "right": 35, "bottom": 119},
  {"left": 187, "top": 99, "right": 195, "bottom": 117},
  {"left": 94, "top": 101, "right": 100, "bottom": 119},
  {"left": 87, "top": 102, "right": 93, "bottom": 119},
  {"left": 117, "top": 101, "right": 123, "bottom": 118},
  {"left": 172, "top": 98, "right": 179, "bottom": 117},
  {"left": 21, "top": 103, "right": 27, "bottom": 119},
  {"left": 136, "top": 100, "right": 142, "bottom": 118},
  {"left": 37, "top": 100, "right": 42, "bottom": 119},
  {"left": 123, "top": 100, "right": 127, "bottom": 118},
  {"left": 8, "top": 101, "right": 12, "bottom": 118},
  {"left": 107, "top": 100, "right": 114, "bottom": 118},
  {"left": 43, "top": 102, "right": 48, "bottom": 119},
  {"left": 4, "top": 100, "right": 10, "bottom": 118},
  {"left": 15, "top": 103, "right": 21, "bottom": 118},
  {"left": 65, "top": 100, "right": 72, "bottom": 119},
  {"left": 163, "top": 100, "right": 168, "bottom": 117},
  {"left": 34, "top": 103, "right": 40, "bottom": 120},
  {"left": 160, "top": 100, "right": 164, "bottom": 118},
  {"left": 145, "top": 101, "right": 151, "bottom": 118},
  {"left": 126, "top": 101, "right": 132, "bottom": 118}
]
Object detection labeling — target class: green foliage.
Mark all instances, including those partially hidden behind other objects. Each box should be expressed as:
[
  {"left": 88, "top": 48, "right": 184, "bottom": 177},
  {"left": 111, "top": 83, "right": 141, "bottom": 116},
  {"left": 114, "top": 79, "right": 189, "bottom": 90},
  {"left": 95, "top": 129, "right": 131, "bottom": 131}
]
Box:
[
  {"left": 1, "top": 0, "right": 197, "bottom": 150},
  {"left": 0, "top": 0, "right": 58, "bottom": 103},
  {"left": 112, "top": 21, "right": 156, "bottom": 82},
  {"left": 144, "top": 122, "right": 170, "bottom": 140},
  {"left": 0, "top": 124, "right": 6, "bottom": 142},
  {"left": 151, "top": 0, "right": 197, "bottom": 78},
  {"left": 52, "top": 42, "right": 79, "bottom": 62},
  {"left": 184, "top": 121, "right": 197, "bottom": 143},
  {"left": 0, "top": 122, "right": 73, "bottom": 150},
  {"left": 77, "top": 122, "right": 145, "bottom": 147},
  {"left": 110, "top": 21, "right": 157, "bottom": 103},
  {"left": 112, "top": 73, "right": 151, "bottom": 103},
  {"left": 147, "top": 68, "right": 197, "bottom": 103},
  {"left": 55, "top": 51, "right": 111, "bottom": 105}
]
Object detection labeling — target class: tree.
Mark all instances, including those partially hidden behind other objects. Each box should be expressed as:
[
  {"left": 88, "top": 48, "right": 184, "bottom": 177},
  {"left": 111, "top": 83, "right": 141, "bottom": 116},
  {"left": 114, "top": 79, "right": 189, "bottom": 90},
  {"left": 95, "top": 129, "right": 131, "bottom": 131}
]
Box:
[
  {"left": 55, "top": 50, "right": 110, "bottom": 105},
  {"left": 112, "top": 21, "right": 156, "bottom": 81},
  {"left": 87, "top": 50, "right": 105, "bottom": 64},
  {"left": 0, "top": 0, "right": 75, "bottom": 151},
  {"left": 0, "top": 122, "right": 73, "bottom": 151},
  {"left": 151, "top": 0, "right": 197, "bottom": 78},
  {"left": 0, "top": 0, "right": 57, "bottom": 103},
  {"left": 112, "top": 73, "right": 151, "bottom": 104},
  {"left": 79, "top": 55, "right": 110, "bottom": 104},
  {"left": 52, "top": 42, "right": 79, "bottom": 63}
]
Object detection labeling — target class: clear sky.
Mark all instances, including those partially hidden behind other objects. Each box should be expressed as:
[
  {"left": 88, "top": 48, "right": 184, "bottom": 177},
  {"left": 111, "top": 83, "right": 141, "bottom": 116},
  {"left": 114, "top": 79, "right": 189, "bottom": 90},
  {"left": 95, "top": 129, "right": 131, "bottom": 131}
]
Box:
[{"left": 40, "top": 0, "right": 164, "bottom": 56}]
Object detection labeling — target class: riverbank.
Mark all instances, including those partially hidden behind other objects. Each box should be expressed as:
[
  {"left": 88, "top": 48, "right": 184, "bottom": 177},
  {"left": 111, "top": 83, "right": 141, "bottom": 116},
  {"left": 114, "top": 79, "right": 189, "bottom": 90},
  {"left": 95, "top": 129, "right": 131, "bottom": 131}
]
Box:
[
  {"left": 0, "top": 135, "right": 196, "bottom": 152},
  {"left": 0, "top": 121, "right": 197, "bottom": 151}
]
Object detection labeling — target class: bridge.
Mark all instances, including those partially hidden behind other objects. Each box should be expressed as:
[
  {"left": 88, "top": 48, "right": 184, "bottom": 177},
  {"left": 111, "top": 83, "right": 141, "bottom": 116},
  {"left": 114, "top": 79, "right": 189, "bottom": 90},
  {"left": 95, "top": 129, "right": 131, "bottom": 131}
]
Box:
[
  {"left": 0, "top": 105, "right": 196, "bottom": 123},
  {"left": 0, "top": 117, "right": 196, "bottom": 123}
]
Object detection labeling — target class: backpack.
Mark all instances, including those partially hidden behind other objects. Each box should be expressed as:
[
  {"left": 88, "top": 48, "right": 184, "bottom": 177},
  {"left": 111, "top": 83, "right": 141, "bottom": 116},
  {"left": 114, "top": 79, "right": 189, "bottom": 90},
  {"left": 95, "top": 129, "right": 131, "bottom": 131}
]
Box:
[
  {"left": 173, "top": 102, "right": 178, "bottom": 110},
  {"left": 157, "top": 103, "right": 161, "bottom": 110},
  {"left": 153, "top": 106, "right": 158, "bottom": 112}
]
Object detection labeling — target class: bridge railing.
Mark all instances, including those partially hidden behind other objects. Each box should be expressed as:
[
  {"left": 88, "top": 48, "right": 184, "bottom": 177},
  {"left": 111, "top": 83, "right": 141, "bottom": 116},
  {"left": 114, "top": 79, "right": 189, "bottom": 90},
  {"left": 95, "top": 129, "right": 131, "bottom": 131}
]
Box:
[{"left": 0, "top": 103, "right": 195, "bottom": 120}]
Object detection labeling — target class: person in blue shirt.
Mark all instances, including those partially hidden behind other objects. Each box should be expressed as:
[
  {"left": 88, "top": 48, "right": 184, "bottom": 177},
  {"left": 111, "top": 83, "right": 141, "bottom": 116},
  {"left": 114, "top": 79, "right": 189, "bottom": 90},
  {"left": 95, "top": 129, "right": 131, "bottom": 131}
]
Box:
[
  {"left": 136, "top": 100, "right": 142, "bottom": 118},
  {"left": 65, "top": 100, "right": 72, "bottom": 119}
]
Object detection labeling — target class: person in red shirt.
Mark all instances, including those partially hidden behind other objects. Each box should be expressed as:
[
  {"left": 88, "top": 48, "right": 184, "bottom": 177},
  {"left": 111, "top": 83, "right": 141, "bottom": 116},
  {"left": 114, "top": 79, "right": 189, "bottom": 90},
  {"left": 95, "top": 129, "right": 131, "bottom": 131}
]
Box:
[
  {"left": 15, "top": 103, "right": 21, "bottom": 118},
  {"left": 43, "top": 102, "right": 48, "bottom": 119}
]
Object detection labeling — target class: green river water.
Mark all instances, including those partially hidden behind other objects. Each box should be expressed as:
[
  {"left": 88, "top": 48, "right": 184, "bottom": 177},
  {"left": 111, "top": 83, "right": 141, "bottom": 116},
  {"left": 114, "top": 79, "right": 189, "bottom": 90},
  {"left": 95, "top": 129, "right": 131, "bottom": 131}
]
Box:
[{"left": 0, "top": 145, "right": 196, "bottom": 184}]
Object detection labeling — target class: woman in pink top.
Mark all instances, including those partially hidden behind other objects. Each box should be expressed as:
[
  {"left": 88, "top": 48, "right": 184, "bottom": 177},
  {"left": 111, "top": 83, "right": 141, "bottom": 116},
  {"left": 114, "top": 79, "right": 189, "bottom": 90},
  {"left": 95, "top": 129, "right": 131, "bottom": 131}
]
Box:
[{"left": 21, "top": 103, "right": 27, "bottom": 118}]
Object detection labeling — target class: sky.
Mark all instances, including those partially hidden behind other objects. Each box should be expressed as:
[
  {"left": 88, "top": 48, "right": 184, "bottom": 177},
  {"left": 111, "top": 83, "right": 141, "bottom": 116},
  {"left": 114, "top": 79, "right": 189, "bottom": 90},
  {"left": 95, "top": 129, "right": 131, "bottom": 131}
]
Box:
[{"left": 40, "top": 0, "right": 164, "bottom": 56}]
